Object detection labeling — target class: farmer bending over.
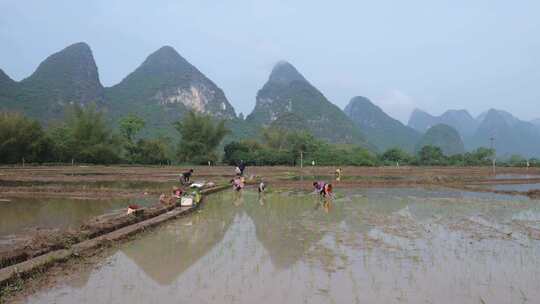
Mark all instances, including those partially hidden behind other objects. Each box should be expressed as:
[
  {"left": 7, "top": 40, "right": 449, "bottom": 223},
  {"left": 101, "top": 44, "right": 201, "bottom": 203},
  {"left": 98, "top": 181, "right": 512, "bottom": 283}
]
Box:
[
  {"left": 231, "top": 176, "right": 245, "bottom": 191},
  {"left": 180, "top": 169, "right": 194, "bottom": 185},
  {"left": 313, "top": 181, "right": 333, "bottom": 197},
  {"left": 239, "top": 161, "right": 246, "bottom": 176}
]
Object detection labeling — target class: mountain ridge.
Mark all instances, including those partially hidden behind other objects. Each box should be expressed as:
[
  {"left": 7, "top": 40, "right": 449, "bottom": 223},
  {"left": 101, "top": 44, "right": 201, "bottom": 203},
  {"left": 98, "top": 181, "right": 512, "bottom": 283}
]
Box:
[
  {"left": 416, "top": 124, "right": 465, "bottom": 155},
  {"left": 0, "top": 42, "right": 105, "bottom": 121},
  {"left": 1, "top": 42, "right": 539, "bottom": 157},
  {"left": 344, "top": 96, "right": 420, "bottom": 152},
  {"left": 104, "top": 45, "right": 237, "bottom": 137},
  {"left": 246, "top": 61, "right": 370, "bottom": 148},
  {"left": 268, "top": 61, "right": 307, "bottom": 85},
  {"left": 106, "top": 45, "right": 236, "bottom": 118},
  {"left": 0, "top": 68, "right": 17, "bottom": 98},
  {"left": 0, "top": 68, "right": 15, "bottom": 86},
  {"left": 470, "top": 109, "right": 540, "bottom": 157},
  {"left": 408, "top": 108, "right": 478, "bottom": 137}
]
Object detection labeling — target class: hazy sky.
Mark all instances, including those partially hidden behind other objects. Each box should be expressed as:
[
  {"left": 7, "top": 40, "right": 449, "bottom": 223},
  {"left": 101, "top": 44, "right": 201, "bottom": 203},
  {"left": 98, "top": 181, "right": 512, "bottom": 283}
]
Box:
[{"left": 1, "top": 0, "right": 539, "bottom": 123}]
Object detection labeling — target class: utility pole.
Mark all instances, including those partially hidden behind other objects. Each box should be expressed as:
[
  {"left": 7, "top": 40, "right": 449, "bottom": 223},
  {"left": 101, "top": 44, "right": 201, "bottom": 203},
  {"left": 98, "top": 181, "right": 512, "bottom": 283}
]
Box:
[
  {"left": 489, "top": 136, "right": 496, "bottom": 174},
  {"left": 300, "top": 151, "right": 303, "bottom": 168}
]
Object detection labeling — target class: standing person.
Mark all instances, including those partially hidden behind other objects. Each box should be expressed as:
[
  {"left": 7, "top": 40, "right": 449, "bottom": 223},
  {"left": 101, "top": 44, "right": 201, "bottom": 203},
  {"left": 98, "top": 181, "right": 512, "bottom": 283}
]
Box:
[
  {"left": 239, "top": 161, "right": 246, "bottom": 176},
  {"left": 335, "top": 168, "right": 342, "bottom": 181},
  {"left": 180, "top": 169, "right": 194, "bottom": 185}
]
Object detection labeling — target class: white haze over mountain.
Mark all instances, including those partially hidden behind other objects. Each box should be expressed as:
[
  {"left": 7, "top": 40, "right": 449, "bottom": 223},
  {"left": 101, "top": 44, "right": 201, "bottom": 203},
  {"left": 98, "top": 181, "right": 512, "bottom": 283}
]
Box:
[
  {"left": 1, "top": 0, "right": 539, "bottom": 123},
  {"left": 371, "top": 90, "right": 417, "bottom": 124}
]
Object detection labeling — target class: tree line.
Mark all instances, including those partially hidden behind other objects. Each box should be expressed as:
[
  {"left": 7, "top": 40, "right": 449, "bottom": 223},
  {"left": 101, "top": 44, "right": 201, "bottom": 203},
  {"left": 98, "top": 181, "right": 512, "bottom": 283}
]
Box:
[
  {"left": 0, "top": 107, "right": 226, "bottom": 165},
  {"left": 224, "top": 127, "right": 539, "bottom": 167},
  {"left": 0, "top": 108, "right": 538, "bottom": 167}
]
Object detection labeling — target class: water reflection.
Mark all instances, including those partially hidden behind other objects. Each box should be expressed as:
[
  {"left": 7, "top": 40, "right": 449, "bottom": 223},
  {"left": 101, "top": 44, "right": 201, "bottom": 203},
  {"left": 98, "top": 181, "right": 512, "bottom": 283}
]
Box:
[
  {"left": 0, "top": 179, "right": 177, "bottom": 190},
  {"left": 242, "top": 191, "right": 345, "bottom": 269},
  {"left": 121, "top": 193, "right": 238, "bottom": 285},
  {"left": 491, "top": 183, "right": 540, "bottom": 192},
  {"left": 24, "top": 189, "right": 540, "bottom": 304},
  {"left": 0, "top": 197, "right": 155, "bottom": 237},
  {"left": 494, "top": 174, "right": 537, "bottom": 179}
]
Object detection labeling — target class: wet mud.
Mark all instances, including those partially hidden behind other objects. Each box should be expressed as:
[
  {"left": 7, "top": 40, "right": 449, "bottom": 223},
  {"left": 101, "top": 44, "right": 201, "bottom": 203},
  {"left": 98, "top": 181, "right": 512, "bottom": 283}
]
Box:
[
  {"left": 6, "top": 188, "right": 540, "bottom": 304},
  {"left": 1, "top": 166, "right": 540, "bottom": 303}
]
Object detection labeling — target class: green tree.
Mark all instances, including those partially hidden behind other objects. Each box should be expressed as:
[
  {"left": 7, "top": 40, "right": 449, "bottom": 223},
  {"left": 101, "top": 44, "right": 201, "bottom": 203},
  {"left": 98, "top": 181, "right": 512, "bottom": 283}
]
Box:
[
  {"left": 119, "top": 114, "right": 146, "bottom": 162},
  {"left": 223, "top": 140, "right": 292, "bottom": 166},
  {"left": 260, "top": 127, "right": 321, "bottom": 165},
  {"left": 0, "top": 112, "right": 51, "bottom": 164},
  {"left": 508, "top": 154, "right": 527, "bottom": 167},
  {"left": 224, "top": 141, "right": 257, "bottom": 165},
  {"left": 174, "top": 111, "right": 230, "bottom": 164},
  {"left": 132, "top": 138, "right": 170, "bottom": 165},
  {"left": 307, "top": 144, "right": 376, "bottom": 166},
  {"left": 119, "top": 114, "right": 145, "bottom": 143},
  {"left": 47, "top": 124, "right": 73, "bottom": 162},
  {"left": 49, "top": 104, "right": 121, "bottom": 164},
  {"left": 529, "top": 158, "right": 539, "bottom": 167},
  {"left": 417, "top": 145, "right": 446, "bottom": 166},
  {"left": 225, "top": 129, "right": 377, "bottom": 167},
  {"left": 463, "top": 147, "right": 494, "bottom": 166},
  {"left": 380, "top": 148, "right": 413, "bottom": 165},
  {"left": 261, "top": 127, "right": 289, "bottom": 151},
  {"left": 282, "top": 131, "right": 320, "bottom": 165}
]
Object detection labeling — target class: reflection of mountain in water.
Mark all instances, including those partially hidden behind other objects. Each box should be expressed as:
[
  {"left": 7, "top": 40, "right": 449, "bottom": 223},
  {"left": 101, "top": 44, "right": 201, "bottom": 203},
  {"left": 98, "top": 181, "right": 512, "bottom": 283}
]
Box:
[
  {"left": 242, "top": 191, "right": 346, "bottom": 269},
  {"left": 26, "top": 188, "right": 540, "bottom": 304},
  {"left": 121, "top": 192, "right": 238, "bottom": 285},
  {"left": 123, "top": 189, "right": 348, "bottom": 285},
  {"left": 109, "top": 188, "right": 538, "bottom": 287},
  {"left": 81, "top": 189, "right": 540, "bottom": 288}
]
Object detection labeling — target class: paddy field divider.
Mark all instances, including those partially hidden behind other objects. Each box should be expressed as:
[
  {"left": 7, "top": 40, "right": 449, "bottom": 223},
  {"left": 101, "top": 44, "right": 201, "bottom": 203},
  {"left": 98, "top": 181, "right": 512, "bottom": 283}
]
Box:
[{"left": 0, "top": 184, "right": 230, "bottom": 290}]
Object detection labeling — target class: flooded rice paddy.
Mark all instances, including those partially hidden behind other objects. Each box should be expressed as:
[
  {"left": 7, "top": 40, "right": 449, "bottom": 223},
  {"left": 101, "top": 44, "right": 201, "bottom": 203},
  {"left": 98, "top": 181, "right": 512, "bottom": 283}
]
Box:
[
  {"left": 286, "top": 175, "right": 406, "bottom": 181},
  {"left": 0, "top": 179, "right": 178, "bottom": 191},
  {"left": 0, "top": 196, "right": 155, "bottom": 242},
  {"left": 490, "top": 183, "right": 540, "bottom": 192},
  {"left": 19, "top": 187, "right": 540, "bottom": 304},
  {"left": 494, "top": 173, "right": 538, "bottom": 180}
]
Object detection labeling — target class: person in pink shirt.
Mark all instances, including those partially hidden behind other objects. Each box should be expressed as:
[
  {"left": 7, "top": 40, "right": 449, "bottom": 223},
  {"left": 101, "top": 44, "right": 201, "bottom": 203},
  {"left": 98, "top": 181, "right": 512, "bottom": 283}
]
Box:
[{"left": 313, "top": 181, "right": 332, "bottom": 197}]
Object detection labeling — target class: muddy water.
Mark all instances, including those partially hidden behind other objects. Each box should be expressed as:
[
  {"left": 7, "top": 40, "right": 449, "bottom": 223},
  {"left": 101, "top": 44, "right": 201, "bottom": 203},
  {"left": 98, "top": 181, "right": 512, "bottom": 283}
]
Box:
[
  {"left": 22, "top": 188, "right": 540, "bottom": 304},
  {"left": 287, "top": 175, "right": 405, "bottom": 181},
  {"left": 494, "top": 173, "right": 539, "bottom": 180},
  {"left": 0, "top": 196, "right": 155, "bottom": 240},
  {"left": 491, "top": 183, "right": 540, "bottom": 192},
  {"left": 0, "top": 179, "right": 178, "bottom": 190}
]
